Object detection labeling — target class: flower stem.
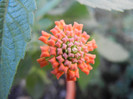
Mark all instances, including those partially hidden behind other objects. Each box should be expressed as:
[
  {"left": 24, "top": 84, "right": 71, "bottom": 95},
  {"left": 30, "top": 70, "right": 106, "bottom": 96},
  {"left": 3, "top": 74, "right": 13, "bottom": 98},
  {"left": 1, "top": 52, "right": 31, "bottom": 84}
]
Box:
[{"left": 66, "top": 81, "right": 76, "bottom": 99}]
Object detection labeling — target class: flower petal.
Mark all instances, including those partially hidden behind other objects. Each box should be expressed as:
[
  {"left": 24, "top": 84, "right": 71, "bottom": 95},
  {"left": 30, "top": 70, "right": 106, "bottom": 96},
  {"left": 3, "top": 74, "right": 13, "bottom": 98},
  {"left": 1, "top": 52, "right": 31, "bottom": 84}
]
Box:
[{"left": 49, "top": 46, "right": 56, "bottom": 56}]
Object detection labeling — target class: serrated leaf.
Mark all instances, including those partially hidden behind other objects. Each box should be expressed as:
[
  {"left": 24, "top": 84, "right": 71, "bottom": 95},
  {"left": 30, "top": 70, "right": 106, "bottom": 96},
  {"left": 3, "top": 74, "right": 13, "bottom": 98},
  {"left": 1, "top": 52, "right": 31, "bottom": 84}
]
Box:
[
  {"left": 0, "top": 0, "right": 36, "bottom": 98},
  {"left": 77, "top": 0, "right": 133, "bottom": 11},
  {"left": 95, "top": 34, "right": 129, "bottom": 62}
]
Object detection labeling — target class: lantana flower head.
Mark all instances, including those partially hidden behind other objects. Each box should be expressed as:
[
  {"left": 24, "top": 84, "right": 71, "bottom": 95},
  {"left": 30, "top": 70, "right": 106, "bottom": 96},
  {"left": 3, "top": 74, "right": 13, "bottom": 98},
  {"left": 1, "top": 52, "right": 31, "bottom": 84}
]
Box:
[{"left": 37, "top": 20, "right": 97, "bottom": 81}]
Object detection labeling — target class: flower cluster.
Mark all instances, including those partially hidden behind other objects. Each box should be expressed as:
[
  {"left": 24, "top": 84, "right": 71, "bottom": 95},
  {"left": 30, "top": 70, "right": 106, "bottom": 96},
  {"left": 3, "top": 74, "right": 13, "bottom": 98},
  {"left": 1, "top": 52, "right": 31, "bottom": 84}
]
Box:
[{"left": 37, "top": 20, "right": 97, "bottom": 81}]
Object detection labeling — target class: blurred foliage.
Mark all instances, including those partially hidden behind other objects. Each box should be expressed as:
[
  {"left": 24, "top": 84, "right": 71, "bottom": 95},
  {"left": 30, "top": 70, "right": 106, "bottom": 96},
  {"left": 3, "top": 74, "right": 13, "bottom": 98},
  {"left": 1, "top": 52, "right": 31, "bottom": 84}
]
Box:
[
  {"left": 10, "top": 0, "right": 133, "bottom": 99},
  {"left": 94, "top": 34, "right": 129, "bottom": 62},
  {"left": 13, "top": 53, "right": 32, "bottom": 85},
  {"left": 35, "top": 0, "right": 62, "bottom": 20},
  {"left": 26, "top": 66, "right": 51, "bottom": 99},
  {"left": 124, "top": 13, "right": 133, "bottom": 38}
]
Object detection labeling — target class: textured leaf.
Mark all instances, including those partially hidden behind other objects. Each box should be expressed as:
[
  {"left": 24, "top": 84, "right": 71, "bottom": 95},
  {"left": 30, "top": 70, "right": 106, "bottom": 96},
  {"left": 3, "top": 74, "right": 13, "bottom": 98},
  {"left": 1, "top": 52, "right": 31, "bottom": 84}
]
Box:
[
  {"left": 77, "top": 0, "right": 133, "bottom": 11},
  {"left": 0, "top": 0, "right": 36, "bottom": 98},
  {"left": 95, "top": 34, "right": 129, "bottom": 62}
]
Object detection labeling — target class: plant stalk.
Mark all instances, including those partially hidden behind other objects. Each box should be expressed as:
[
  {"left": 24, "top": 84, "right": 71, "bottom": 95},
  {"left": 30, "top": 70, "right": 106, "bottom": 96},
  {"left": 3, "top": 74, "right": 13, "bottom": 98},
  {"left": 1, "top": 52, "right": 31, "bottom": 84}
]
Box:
[{"left": 66, "top": 81, "right": 75, "bottom": 99}]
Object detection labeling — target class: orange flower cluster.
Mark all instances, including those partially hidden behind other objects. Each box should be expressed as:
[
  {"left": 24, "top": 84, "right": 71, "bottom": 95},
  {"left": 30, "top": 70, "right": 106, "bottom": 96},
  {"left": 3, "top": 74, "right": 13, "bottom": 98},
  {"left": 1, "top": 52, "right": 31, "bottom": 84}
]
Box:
[{"left": 37, "top": 20, "right": 97, "bottom": 81}]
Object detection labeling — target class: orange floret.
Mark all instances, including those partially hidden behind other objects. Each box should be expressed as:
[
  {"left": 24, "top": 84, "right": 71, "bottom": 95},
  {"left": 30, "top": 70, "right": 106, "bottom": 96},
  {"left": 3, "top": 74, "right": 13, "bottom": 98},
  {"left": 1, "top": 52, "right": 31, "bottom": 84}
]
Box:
[
  {"left": 40, "top": 46, "right": 49, "bottom": 53},
  {"left": 73, "top": 22, "right": 83, "bottom": 31},
  {"left": 40, "top": 52, "right": 50, "bottom": 57},
  {"left": 48, "top": 39, "right": 55, "bottom": 46},
  {"left": 37, "top": 20, "right": 97, "bottom": 81},
  {"left": 39, "top": 36, "right": 48, "bottom": 44},
  {"left": 49, "top": 57, "right": 59, "bottom": 68},
  {"left": 41, "top": 31, "right": 51, "bottom": 38},
  {"left": 37, "top": 58, "right": 48, "bottom": 68},
  {"left": 59, "top": 63, "right": 68, "bottom": 73},
  {"left": 49, "top": 46, "right": 56, "bottom": 56},
  {"left": 55, "top": 20, "right": 65, "bottom": 29}
]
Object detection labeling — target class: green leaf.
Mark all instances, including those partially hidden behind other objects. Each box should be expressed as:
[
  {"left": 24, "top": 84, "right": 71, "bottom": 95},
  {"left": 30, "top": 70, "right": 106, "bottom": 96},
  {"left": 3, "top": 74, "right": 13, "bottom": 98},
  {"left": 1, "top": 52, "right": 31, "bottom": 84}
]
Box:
[
  {"left": 13, "top": 53, "right": 32, "bottom": 85},
  {"left": 0, "top": 0, "right": 36, "bottom": 98},
  {"left": 77, "top": 0, "right": 133, "bottom": 11},
  {"left": 26, "top": 66, "right": 51, "bottom": 99},
  {"left": 94, "top": 34, "right": 129, "bottom": 62}
]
